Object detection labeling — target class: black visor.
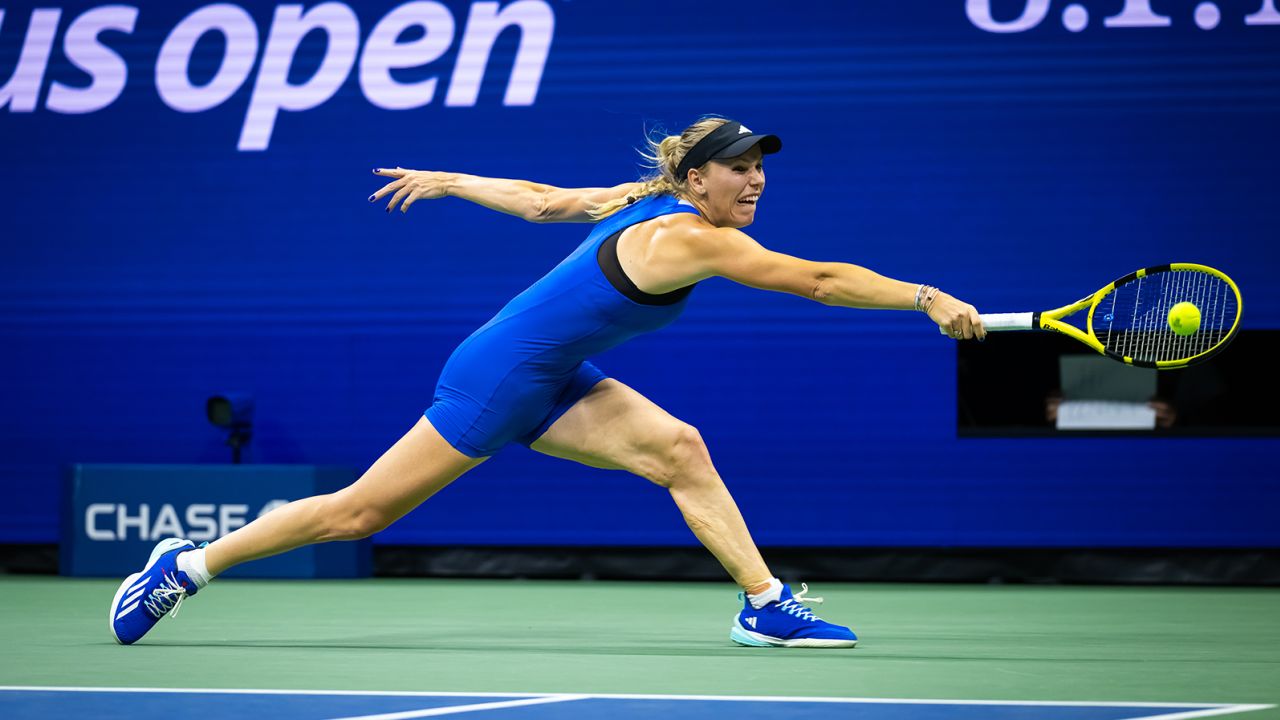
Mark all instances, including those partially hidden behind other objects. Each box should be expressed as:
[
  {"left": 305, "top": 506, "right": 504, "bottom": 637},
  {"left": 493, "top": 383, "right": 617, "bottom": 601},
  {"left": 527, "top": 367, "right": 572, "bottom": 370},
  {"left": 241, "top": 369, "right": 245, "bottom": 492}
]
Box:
[{"left": 675, "top": 121, "right": 782, "bottom": 181}]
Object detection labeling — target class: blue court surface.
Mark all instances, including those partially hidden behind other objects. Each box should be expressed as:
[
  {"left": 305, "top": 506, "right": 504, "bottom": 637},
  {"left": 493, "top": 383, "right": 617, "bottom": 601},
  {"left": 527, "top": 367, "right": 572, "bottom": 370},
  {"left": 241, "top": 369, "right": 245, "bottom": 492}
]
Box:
[{"left": 1, "top": 688, "right": 1271, "bottom": 720}]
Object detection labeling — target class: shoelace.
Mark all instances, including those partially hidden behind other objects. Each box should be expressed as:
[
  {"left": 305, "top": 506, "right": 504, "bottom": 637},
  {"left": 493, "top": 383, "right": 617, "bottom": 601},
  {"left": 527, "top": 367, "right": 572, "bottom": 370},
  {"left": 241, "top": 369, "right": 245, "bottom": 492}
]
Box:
[
  {"left": 142, "top": 572, "right": 189, "bottom": 620},
  {"left": 777, "top": 583, "right": 826, "bottom": 622}
]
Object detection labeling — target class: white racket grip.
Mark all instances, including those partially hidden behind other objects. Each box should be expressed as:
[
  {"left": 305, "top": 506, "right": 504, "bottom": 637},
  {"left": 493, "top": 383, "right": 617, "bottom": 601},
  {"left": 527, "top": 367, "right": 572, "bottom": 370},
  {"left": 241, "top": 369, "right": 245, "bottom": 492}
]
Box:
[
  {"left": 938, "top": 312, "right": 1035, "bottom": 335},
  {"left": 979, "top": 312, "right": 1035, "bottom": 331}
]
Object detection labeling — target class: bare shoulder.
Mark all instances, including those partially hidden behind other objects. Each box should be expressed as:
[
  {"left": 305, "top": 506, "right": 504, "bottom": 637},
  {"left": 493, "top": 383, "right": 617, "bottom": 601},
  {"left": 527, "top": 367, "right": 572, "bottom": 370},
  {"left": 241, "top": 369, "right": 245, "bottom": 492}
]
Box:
[
  {"left": 645, "top": 212, "right": 750, "bottom": 256},
  {"left": 646, "top": 211, "right": 711, "bottom": 236},
  {"left": 622, "top": 212, "right": 767, "bottom": 287}
]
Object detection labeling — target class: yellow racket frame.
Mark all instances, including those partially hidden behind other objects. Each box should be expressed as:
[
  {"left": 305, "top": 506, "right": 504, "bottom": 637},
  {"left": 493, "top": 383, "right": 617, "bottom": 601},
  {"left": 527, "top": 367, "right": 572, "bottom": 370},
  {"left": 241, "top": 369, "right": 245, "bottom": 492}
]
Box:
[{"left": 1035, "top": 263, "right": 1242, "bottom": 369}]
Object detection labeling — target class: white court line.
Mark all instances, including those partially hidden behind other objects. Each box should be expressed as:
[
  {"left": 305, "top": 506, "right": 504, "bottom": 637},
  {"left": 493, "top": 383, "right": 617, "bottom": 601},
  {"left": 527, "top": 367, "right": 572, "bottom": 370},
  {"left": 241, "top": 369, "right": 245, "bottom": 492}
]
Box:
[
  {"left": 321, "top": 694, "right": 588, "bottom": 720},
  {"left": 560, "top": 693, "right": 1268, "bottom": 710},
  {"left": 1121, "top": 707, "right": 1276, "bottom": 720},
  {"left": 0, "top": 686, "right": 1272, "bottom": 718}
]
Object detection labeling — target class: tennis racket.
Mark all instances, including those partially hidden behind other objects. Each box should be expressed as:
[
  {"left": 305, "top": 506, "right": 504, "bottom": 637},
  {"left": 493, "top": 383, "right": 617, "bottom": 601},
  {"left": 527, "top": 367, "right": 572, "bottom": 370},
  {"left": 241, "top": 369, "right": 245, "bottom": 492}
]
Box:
[{"left": 963, "top": 263, "right": 1242, "bottom": 369}]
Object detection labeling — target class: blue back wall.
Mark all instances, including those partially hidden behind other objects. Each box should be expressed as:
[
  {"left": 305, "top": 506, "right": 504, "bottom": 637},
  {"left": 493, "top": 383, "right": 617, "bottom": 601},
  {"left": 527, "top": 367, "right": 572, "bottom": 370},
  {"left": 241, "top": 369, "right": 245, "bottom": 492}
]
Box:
[{"left": 2, "top": 1, "right": 1277, "bottom": 547}]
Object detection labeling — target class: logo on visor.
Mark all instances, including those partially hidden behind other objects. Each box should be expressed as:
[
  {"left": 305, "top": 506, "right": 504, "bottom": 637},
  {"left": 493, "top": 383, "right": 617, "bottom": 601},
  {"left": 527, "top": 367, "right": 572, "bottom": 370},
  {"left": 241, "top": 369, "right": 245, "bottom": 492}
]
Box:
[{"left": 739, "top": 126, "right": 752, "bottom": 134}]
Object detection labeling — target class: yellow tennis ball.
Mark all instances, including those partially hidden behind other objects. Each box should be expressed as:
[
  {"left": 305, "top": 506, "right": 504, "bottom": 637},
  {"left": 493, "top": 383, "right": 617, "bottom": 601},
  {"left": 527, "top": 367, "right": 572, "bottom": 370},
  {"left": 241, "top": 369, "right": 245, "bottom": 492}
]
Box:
[{"left": 1168, "top": 302, "right": 1201, "bottom": 336}]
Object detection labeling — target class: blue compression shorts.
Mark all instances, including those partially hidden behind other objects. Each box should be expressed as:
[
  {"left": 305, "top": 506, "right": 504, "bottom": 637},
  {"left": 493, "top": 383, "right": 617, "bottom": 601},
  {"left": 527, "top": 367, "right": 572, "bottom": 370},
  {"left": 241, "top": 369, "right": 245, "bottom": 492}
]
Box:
[{"left": 425, "top": 361, "right": 607, "bottom": 458}]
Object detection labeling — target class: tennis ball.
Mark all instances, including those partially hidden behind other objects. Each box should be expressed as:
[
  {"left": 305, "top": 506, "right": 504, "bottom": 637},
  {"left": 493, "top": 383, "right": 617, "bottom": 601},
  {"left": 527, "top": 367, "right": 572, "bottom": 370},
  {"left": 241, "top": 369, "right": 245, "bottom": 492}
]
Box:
[{"left": 1168, "top": 302, "right": 1201, "bottom": 336}]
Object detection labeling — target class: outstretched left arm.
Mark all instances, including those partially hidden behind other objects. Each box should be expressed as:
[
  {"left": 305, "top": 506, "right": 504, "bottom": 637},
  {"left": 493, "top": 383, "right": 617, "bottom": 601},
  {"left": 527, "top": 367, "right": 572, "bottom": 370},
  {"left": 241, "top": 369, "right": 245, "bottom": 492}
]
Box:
[{"left": 370, "top": 167, "right": 638, "bottom": 223}]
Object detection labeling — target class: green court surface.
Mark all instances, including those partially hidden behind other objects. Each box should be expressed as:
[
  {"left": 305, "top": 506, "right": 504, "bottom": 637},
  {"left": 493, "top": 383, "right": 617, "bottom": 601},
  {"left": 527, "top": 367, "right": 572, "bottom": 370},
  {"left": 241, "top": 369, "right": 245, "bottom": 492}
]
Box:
[{"left": 2, "top": 577, "right": 1277, "bottom": 716}]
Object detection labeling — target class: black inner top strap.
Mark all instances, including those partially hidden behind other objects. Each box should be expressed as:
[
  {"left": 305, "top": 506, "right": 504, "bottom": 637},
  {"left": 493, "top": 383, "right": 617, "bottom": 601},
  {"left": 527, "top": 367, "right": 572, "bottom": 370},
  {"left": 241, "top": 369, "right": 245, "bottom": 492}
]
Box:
[{"left": 597, "top": 229, "right": 695, "bottom": 306}]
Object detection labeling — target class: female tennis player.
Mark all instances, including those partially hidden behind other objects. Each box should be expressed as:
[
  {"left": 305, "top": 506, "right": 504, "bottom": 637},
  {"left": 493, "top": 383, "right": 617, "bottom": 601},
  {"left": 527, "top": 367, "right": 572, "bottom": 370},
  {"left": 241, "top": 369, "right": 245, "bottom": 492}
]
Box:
[{"left": 110, "top": 117, "right": 985, "bottom": 649}]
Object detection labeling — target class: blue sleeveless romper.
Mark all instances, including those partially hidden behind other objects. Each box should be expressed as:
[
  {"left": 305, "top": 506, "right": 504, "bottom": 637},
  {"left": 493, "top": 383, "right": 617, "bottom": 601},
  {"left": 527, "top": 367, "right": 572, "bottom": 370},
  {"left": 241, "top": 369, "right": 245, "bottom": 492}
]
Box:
[{"left": 425, "top": 194, "right": 701, "bottom": 457}]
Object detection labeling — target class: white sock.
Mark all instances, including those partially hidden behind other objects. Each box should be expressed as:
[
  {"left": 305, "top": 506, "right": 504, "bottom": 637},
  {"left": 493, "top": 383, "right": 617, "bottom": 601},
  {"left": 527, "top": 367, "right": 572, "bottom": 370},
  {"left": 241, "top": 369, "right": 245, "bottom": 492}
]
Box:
[
  {"left": 177, "top": 548, "right": 213, "bottom": 589},
  {"left": 747, "top": 577, "right": 784, "bottom": 609}
]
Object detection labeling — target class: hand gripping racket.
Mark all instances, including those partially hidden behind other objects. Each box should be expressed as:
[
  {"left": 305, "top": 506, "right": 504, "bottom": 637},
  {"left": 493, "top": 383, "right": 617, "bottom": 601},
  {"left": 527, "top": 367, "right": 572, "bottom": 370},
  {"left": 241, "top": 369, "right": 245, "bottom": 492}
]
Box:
[{"left": 968, "top": 263, "right": 1242, "bottom": 369}]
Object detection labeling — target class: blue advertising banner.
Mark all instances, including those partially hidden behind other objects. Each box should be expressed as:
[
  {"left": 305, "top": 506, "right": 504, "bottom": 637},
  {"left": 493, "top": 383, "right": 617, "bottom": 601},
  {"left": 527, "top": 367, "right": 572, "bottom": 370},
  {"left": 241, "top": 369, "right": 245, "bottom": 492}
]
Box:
[
  {"left": 62, "top": 464, "right": 368, "bottom": 577},
  {"left": 4, "top": 1, "right": 1278, "bottom": 549}
]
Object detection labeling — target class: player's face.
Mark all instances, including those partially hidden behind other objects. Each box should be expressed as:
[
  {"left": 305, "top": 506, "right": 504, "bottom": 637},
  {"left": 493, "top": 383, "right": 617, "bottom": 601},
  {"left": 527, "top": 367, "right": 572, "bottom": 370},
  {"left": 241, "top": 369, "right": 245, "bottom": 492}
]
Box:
[{"left": 690, "top": 146, "right": 765, "bottom": 229}]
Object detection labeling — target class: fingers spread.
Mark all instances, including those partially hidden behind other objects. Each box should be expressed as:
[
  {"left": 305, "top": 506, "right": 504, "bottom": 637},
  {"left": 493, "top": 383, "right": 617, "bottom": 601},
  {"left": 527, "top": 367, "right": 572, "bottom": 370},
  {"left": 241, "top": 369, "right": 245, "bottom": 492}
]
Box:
[
  {"left": 387, "top": 186, "right": 410, "bottom": 212},
  {"left": 369, "top": 178, "right": 403, "bottom": 202}
]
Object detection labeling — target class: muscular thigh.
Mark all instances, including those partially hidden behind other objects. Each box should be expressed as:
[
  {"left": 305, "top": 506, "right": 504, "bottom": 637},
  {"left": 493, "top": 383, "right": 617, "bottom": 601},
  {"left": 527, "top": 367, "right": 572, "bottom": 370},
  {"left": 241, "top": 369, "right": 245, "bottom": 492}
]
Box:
[
  {"left": 334, "top": 416, "right": 487, "bottom": 520},
  {"left": 530, "top": 378, "right": 686, "bottom": 475}
]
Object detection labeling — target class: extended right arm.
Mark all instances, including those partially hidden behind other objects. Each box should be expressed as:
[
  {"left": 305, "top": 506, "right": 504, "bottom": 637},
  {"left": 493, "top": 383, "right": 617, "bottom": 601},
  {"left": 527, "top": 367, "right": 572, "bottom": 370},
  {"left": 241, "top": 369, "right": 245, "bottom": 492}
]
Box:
[{"left": 370, "top": 168, "right": 638, "bottom": 223}]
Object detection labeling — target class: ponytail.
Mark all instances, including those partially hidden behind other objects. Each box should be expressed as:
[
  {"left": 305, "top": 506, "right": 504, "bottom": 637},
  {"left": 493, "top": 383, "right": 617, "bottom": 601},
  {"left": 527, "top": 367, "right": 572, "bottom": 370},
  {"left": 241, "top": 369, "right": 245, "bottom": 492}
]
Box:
[{"left": 588, "top": 117, "right": 729, "bottom": 221}]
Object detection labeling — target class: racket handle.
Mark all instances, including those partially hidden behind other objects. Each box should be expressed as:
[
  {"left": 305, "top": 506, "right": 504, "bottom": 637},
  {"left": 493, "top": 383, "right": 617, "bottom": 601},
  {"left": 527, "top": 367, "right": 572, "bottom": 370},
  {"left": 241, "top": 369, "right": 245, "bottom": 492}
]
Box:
[
  {"left": 979, "top": 312, "right": 1035, "bottom": 331},
  {"left": 936, "top": 312, "right": 1034, "bottom": 335}
]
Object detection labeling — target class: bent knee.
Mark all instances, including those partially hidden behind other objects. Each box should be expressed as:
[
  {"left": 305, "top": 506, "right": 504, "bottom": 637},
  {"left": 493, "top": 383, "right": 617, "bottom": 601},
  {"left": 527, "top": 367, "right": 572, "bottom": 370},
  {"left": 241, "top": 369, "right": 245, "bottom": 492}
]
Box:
[
  {"left": 319, "top": 495, "right": 394, "bottom": 541},
  {"left": 639, "top": 422, "right": 716, "bottom": 489}
]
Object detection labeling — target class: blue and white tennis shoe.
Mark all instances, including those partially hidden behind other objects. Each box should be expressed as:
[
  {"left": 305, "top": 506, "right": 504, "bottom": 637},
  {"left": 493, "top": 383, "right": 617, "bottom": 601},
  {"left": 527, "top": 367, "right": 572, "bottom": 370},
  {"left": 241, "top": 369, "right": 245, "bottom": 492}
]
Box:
[
  {"left": 109, "top": 538, "right": 200, "bottom": 645},
  {"left": 730, "top": 583, "right": 857, "bottom": 648}
]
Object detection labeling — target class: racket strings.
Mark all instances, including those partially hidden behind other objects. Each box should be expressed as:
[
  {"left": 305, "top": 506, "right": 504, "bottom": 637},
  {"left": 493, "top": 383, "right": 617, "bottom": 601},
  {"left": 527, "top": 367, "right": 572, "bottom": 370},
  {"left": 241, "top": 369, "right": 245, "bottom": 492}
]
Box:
[{"left": 1093, "top": 269, "right": 1236, "bottom": 363}]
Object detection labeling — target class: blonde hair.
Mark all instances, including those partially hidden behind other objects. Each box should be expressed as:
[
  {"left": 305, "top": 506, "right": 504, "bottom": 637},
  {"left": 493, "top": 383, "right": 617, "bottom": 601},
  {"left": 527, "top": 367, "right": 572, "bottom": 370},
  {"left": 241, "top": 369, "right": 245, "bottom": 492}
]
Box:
[{"left": 589, "top": 117, "right": 730, "bottom": 221}]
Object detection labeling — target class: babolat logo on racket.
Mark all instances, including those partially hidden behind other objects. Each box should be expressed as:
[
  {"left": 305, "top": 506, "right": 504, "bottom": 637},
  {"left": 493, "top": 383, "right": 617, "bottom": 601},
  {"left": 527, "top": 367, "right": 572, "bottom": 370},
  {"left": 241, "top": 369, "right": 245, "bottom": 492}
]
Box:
[{"left": 0, "top": 2, "right": 556, "bottom": 150}]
